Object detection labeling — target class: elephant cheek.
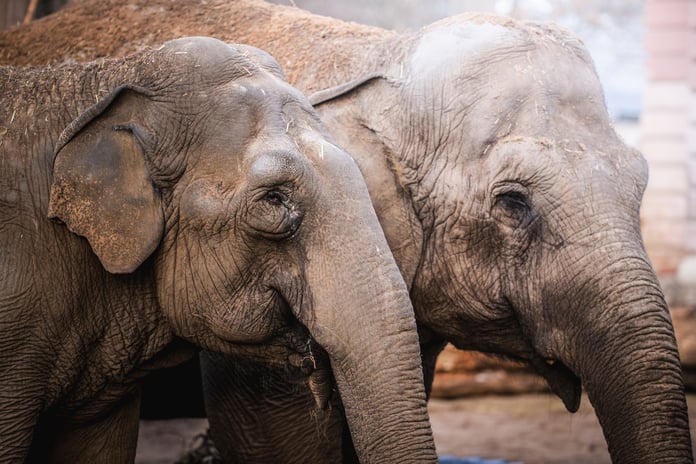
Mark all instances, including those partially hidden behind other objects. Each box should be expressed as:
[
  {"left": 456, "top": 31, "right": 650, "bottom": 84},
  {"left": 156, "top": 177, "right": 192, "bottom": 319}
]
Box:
[{"left": 207, "top": 298, "right": 283, "bottom": 345}]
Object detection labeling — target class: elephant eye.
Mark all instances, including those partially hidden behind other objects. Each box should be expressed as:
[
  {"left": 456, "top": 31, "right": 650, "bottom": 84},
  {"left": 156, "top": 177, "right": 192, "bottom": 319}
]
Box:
[
  {"left": 264, "top": 190, "right": 288, "bottom": 206},
  {"left": 492, "top": 187, "right": 532, "bottom": 228},
  {"left": 247, "top": 187, "right": 303, "bottom": 240},
  {"left": 498, "top": 191, "right": 528, "bottom": 213}
]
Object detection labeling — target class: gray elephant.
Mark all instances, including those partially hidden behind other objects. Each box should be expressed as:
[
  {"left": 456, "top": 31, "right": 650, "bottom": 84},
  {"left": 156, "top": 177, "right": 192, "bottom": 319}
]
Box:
[
  {"left": 200, "top": 12, "right": 694, "bottom": 464},
  {"left": 4, "top": 2, "right": 691, "bottom": 464},
  {"left": 0, "top": 36, "right": 438, "bottom": 463}
]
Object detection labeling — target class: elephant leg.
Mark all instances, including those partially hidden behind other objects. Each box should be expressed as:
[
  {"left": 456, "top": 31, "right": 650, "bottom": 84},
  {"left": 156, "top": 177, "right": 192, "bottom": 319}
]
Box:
[
  {"left": 201, "top": 351, "right": 346, "bottom": 463},
  {"left": 418, "top": 336, "right": 448, "bottom": 399},
  {"left": 45, "top": 390, "right": 141, "bottom": 464},
  {"left": 200, "top": 338, "right": 448, "bottom": 464}
]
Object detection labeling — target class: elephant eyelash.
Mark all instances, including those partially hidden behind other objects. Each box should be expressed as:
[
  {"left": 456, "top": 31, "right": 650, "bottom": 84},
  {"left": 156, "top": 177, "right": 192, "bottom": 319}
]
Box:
[
  {"left": 264, "top": 189, "right": 289, "bottom": 206},
  {"left": 246, "top": 188, "right": 303, "bottom": 241},
  {"left": 496, "top": 191, "right": 529, "bottom": 212},
  {"left": 491, "top": 187, "right": 533, "bottom": 229}
]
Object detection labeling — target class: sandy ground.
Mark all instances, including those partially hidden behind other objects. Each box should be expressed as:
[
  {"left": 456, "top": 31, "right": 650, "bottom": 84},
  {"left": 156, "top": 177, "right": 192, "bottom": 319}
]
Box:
[
  {"left": 429, "top": 394, "right": 610, "bottom": 464},
  {"left": 135, "top": 393, "right": 696, "bottom": 464}
]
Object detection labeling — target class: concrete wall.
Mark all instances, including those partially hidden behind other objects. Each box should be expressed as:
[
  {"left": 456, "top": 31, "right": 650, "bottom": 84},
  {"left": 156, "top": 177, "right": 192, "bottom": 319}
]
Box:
[{"left": 641, "top": 0, "right": 696, "bottom": 305}]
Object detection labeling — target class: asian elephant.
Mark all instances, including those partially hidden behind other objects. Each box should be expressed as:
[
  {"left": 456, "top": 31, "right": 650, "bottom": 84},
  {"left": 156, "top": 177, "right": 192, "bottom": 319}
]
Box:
[
  {"left": 0, "top": 36, "right": 438, "bottom": 463},
  {"left": 4, "top": 2, "right": 691, "bottom": 463}
]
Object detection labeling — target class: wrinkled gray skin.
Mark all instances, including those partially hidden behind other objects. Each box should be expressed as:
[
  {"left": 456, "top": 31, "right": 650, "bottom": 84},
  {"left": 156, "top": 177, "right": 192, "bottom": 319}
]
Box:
[
  {"left": 3, "top": 2, "right": 690, "bottom": 463},
  {"left": 0, "top": 37, "right": 437, "bottom": 463},
  {"left": 203, "top": 13, "right": 693, "bottom": 464}
]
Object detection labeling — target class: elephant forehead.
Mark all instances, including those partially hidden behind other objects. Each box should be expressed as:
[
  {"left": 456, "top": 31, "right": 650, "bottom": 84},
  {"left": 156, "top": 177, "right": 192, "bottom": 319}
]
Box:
[
  {"left": 408, "top": 21, "right": 516, "bottom": 80},
  {"left": 492, "top": 137, "right": 628, "bottom": 171},
  {"left": 194, "top": 86, "right": 292, "bottom": 152},
  {"left": 215, "top": 79, "right": 273, "bottom": 107},
  {"left": 211, "top": 78, "right": 312, "bottom": 132},
  {"left": 159, "top": 37, "right": 267, "bottom": 85},
  {"left": 248, "top": 149, "right": 307, "bottom": 181},
  {"left": 486, "top": 137, "right": 647, "bottom": 201}
]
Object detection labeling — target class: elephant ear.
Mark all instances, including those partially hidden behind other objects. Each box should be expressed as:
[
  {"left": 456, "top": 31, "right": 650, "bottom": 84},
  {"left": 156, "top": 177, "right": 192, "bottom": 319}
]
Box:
[
  {"left": 308, "top": 72, "right": 387, "bottom": 106},
  {"left": 48, "top": 85, "right": 164, "bottom": 274}
]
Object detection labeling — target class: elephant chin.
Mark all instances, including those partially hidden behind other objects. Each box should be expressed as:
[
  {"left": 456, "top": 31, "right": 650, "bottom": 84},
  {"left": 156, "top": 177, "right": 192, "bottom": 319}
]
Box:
[{"left": 530, "top": 357, "right": 582, "bottom": 412}]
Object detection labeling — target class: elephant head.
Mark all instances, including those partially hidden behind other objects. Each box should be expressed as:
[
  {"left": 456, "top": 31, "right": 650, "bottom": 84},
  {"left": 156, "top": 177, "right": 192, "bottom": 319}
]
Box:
[
  {"left": 316, "top": 16, "right": 690, "bottom": 462},
  {"left": 42, "top": 38, "right": 436, "bottom": 463}
]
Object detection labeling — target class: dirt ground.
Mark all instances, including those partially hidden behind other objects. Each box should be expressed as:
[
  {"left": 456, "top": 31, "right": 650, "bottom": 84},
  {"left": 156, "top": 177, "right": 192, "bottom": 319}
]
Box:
[{"left": 135, "top": 393, "right": 696, "bottom": 464}]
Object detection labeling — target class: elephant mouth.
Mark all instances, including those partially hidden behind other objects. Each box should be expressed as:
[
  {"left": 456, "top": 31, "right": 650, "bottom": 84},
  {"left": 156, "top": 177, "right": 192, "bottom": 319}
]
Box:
[
  {"left": 286, "top": 336, "right": 335, "bottom": 409},
  {"left": 529, "top": 356, "right": 582, "bottom": 412}
]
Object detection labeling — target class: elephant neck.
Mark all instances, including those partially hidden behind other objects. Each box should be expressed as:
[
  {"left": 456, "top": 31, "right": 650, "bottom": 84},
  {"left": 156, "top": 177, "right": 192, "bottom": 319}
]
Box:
[
  {"left": 2, "top": 57, "right": 154, "bottom": 172},
  {"left": 2, "top": 66, "right": 91, "bottom": 169},
  {"left": 42, "top": 268, "right": 176, "bottom": 416},
  {"left": 1, "top": 62, "right": 178, "bottom": 416}
]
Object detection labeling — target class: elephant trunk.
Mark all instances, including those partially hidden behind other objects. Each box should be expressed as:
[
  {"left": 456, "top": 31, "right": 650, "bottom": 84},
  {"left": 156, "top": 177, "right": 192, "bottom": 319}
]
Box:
[
  {"left": 292, "top": 151, "right": 437, "bottom": 463},
  {"left": 562, "top": 258, "right": 692, "bottom": 463},
  {"left": 300, "top": 232, "right": 436, "bottom": 463}
]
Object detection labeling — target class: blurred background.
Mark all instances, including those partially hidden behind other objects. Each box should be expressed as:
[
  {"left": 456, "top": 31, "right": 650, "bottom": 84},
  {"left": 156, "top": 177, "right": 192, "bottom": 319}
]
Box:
[{"left": 2, "top": 1, "right": 695, "bottom": 462}]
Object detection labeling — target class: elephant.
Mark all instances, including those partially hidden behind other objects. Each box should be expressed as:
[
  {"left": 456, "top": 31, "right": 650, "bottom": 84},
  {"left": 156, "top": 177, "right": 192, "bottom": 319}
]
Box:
[
  {"left": 0, "top": 36, "right": 439, "bottom": 463},
  {"left": 3, "top": 2, "right": 692, "bottom": 463}
]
